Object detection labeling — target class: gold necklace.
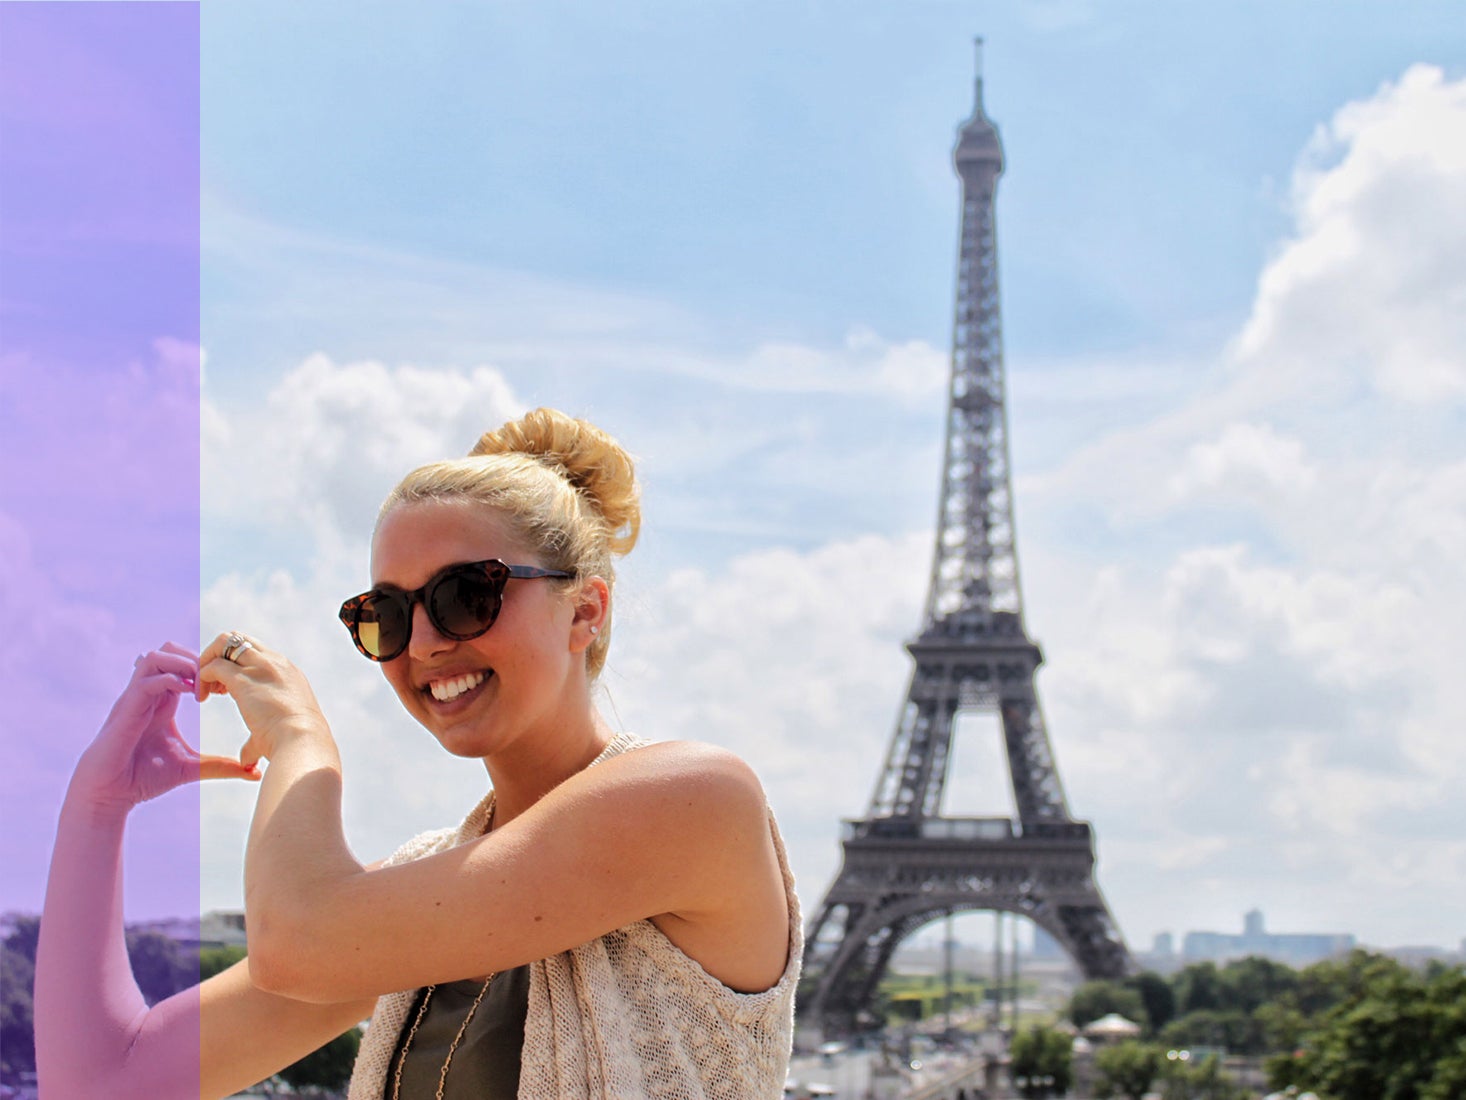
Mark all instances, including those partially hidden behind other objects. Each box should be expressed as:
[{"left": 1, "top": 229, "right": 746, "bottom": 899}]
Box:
[
  {"left": 390, "top": 973, "right": 497, "bottom": 1100},
  {"left": 390, "top": 794, "right": 498, "bottom": 1100}
]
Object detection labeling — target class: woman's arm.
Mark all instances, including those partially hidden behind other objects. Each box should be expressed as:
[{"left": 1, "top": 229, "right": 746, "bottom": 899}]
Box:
[
  {"left": 198, "top": 959, "right": 378, "bottom": 1100},
  {"left": 243, "top": 733, "right": 786, "bottom": 1003},
  {"left": 34, "top": 646, "right": 373, "bottom": 1098}
]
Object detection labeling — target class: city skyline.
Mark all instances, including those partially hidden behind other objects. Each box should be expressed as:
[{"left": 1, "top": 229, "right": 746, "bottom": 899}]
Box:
[{"left": 4, "top": 3, "right": 1465, "bottom": 957}]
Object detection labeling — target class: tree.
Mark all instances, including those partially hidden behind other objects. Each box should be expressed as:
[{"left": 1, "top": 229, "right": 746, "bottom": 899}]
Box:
[
  {"left": 124, "top": 929, "right": 198, "bottom": 1006},
  {"left": 199, "top": 943, "right": 360, "bottom": 1093},
  {"left": 1068, "top": 980, "right": 1145, "bottom": 1029},
  {"left": 2, "top": 916, "right": 41, "bottom": 1082},
  {"left": 1293, "top": 949, "right": 1408, "bottom": 1017},
  {"left": 1291, "top": 963, "right": 1466, "bottom": 1100},
  {"left": 1159, "top": 1008, "right": 1260, "bottom": 1055},
  {"left": 1093, "top": 1041, "right": 1162, "bottom": 1100},
  {"left": 1, "top": 943, "right": 36, "bottom": 1079},
  {"left": 2, "top": 917, "right": 40, "bottom": 964},
  {"left": 278, "top": 1025, "right": 362, "bottom": 1091},
  {"left": 1158, "top": 1051, "right": 1248, "bottom": 1100},
  {"left": 1253, "top": 998, "right": 1308, "bottom": 1054},
  {"left": 1009, "top": 1024, "right": 1072, "bottom": 1098},
  {"left": 1172, "top": 962, "right": 1224, "bottom": 1015},
  {"left": 200, "top": 944, "right": 247, "bottom": 980},
  {"left": 1126, "top": 970, "right": 1176, "bottom": 1035},
  {"left": 1218, "top": 956, "right": 1298, "bottom": 1015}
]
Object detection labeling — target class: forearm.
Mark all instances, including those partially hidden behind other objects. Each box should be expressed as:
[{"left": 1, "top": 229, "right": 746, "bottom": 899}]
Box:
[
  {"left": 244, "top": 727, "right": 363, "bottom": 988},
  {"left": 35, "top": 785, "right": 200, "bottom": 1098}
]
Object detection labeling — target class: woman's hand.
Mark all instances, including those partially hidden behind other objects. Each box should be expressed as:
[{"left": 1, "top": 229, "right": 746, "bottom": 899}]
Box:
[
  {"left": 71, "top": 642, "right": 260, "bottom": 816},
  {"left": 197, "top": 632, "right": 332, "bottom": 768}
]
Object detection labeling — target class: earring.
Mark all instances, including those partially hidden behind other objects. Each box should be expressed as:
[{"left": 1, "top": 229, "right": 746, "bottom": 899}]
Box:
[{"left": 590, "top": 626, "right": 600, "bottom": 635}]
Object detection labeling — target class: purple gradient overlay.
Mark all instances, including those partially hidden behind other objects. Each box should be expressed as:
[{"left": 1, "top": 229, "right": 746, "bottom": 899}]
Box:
[{"left": 0, "top": 0, "right": 202, "bottom": 944}]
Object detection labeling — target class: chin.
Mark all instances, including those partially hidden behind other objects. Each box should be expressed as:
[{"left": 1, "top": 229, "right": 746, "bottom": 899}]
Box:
[{"left": 423, "top": 716, "right": 502, "bottom": 760}]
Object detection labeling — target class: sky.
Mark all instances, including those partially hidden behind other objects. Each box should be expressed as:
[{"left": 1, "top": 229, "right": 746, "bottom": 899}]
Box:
[
  {"left": 1, "top": 2, "right": 203, "bottom": 922},
  {"left": 6, "top": 0, "right": 1466, "bottom": 960}
]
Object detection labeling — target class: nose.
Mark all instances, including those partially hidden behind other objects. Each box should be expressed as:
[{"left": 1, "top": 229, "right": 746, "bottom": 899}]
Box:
[{"left": 405, "top": 600, "right": 454, "bottom": 660}]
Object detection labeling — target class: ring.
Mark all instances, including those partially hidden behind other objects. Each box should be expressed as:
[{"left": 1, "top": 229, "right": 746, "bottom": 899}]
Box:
[{"left": 222, "top": 632, "right": 252, "bottom": 663}]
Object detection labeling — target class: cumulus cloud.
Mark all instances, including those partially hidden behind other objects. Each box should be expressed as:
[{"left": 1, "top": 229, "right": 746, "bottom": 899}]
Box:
[
  {"left": 204, "top": 354, "right": 523, "bottom": 542},
  {"left": 732, "top": 327, "right": 947, "bottom": 400},
  {"left": 1234, "top": 64, "right": 1466, "bottom": 404},
  {"left": 1013, "top": 65, "right": 1466, "bottom": 945},
  {"left": 1167, "top": 422, "right": 1318, "bottom": 502},
  {"left": 610, "top": 533, "right": 932, "bottom": 893}
]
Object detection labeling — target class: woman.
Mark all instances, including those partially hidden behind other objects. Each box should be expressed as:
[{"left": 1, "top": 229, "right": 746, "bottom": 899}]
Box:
[{"left": 36, "top": 407, "right": 801, "bottom": 1099}]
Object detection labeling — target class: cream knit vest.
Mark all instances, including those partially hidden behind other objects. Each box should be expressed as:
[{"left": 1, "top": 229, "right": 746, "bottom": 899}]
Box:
[{"left": 346, "top": 733, "right": 802, "bottom": 1100}]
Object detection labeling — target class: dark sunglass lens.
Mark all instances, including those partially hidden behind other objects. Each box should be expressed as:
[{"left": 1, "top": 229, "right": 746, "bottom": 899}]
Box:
[
  {"left": 429, "top": 568, "right": 502, "bottom": 638},
  {"left": 358, "top": 593, "right": 410, "bottom": 659}
]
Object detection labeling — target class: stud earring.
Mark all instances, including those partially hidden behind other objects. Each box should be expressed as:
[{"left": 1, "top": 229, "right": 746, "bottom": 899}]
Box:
[{"left": 589, "top": 625, "right": 600, "bottom": 635}]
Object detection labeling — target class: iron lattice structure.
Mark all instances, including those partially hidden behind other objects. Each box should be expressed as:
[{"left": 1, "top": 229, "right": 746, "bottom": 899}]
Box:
[{"left": 800, "top": 44, "right": 1132, "bottom": 1036}]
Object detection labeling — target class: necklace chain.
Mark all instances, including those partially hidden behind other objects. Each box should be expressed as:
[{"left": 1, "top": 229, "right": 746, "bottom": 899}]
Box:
[
  {"left": 390, "top": 795, "right": 498, "bottom": 1100},
  {"left": 389, "top": 973, "right": 496, "bottom": 1100}
]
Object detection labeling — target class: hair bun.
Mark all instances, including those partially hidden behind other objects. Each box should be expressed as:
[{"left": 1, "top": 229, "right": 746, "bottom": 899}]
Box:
[{"left": 470, "top": 407, "right": 640, "bottom": 555}]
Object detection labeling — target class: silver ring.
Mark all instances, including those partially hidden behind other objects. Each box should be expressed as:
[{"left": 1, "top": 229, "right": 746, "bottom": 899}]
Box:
[{"left": 222, "top": 632, "right": 251, "bottom": 663}]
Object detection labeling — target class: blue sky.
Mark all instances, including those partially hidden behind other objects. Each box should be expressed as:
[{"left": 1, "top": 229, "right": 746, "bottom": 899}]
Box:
[{"left": 186, "top": 0, "right": 1466, "bottom": 953}]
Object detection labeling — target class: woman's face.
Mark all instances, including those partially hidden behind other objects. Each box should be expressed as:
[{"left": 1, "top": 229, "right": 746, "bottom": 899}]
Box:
[{"left": 369, "top": 498, "right": 584, "bottom": 761}]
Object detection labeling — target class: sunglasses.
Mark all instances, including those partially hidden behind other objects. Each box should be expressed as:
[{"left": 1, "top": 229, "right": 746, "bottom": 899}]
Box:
[{"left": 338, "top": 559, "right": 574, "bottom": 662}]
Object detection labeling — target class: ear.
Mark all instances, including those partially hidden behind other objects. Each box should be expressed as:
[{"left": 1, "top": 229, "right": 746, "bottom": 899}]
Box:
[{"left": 568, "top": 575, "right": 610, "bottom": 654}]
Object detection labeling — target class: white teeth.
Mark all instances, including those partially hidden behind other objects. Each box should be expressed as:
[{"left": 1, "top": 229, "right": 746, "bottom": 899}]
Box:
[{"left": 429, "top": 671, "right": 488, "bottom": 702}]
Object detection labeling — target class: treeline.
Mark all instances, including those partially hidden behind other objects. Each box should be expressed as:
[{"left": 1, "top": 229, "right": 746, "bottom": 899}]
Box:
[
  {"left": 1065, "top": 950, "right": 1466, "bottom": 1099},
  {"left": 1, "top": 916, "right": 359, "bottom": 1092}
]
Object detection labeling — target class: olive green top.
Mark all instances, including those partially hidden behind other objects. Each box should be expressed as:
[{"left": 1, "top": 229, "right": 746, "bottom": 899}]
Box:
[{"left": 383, "top": 964, "right": 530, "bottom": 1100}]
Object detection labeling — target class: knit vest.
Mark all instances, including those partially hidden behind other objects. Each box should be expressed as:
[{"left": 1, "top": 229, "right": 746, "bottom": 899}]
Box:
[{"left": 347, "top": 733, "right": 802, "bottom": 1100}]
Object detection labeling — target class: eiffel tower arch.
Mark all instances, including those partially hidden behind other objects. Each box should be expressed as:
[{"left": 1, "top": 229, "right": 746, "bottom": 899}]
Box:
[{"left": 800, "top": 41, "right": 1132, "bottom": 1036}]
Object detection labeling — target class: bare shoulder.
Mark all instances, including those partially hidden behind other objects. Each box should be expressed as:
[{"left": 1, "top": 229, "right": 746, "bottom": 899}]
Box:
[
  {"left": 564, "top": 740, "right": 788, "bottom": 989},
  {"left": 568, "top": 738, "right": 770, "bottom": 821},
  {"left": 611, "top": 738, "right": 765, "bottom": 787},
  {"left": 526, "top": 737, "right": 778, "bottom": 890}
]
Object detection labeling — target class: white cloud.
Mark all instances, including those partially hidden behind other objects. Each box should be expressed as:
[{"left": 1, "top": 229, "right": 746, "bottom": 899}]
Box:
[
  {"left": 204, "top": 354, "right": 524, "bottom": 542},
  {"left": 206, "top": 196, "right": 947, "bottom": 404},
  {"left": 1234, "top": 64, "right": 1466, "bottom": 404},
  {"left": 1007, "top": 66, "right": 1466, "bottom": 947},
  {"left": 734, "top": 326, "right": 948, "bottom": 400},
  {"left": 1167, "top": 422, "right": 1318, "bottom": 502}
]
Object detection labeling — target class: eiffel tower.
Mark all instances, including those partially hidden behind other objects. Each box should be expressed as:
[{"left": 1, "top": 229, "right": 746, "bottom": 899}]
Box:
[{"left": 800, "top": 41, "right": 1132, "bottom": 1034}]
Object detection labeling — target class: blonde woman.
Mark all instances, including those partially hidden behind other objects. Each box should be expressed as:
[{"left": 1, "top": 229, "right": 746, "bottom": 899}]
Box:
[{"left": 37, "top": 408, "right": 800, "bottom": 1099}]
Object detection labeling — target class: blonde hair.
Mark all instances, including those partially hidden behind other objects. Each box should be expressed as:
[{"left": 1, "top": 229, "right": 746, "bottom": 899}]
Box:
[{"left": 379, "top": 408, "right": 640, "bottom": 678}]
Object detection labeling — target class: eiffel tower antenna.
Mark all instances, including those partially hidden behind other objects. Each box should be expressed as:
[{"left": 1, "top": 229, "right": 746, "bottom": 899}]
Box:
[{"left": 799, "top": 39, "right": 1132, "bottom": 1037}]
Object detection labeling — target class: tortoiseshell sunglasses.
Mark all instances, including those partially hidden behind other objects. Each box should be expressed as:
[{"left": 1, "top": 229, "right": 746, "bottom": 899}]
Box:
[{"left": 338, "top": 559, "right": 573, "bottom": 661}]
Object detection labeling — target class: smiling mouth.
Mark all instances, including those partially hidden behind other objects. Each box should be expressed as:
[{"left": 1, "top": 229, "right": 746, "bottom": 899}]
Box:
[{"left": 427, "top": 670, "right": 491, "bottom": 703}]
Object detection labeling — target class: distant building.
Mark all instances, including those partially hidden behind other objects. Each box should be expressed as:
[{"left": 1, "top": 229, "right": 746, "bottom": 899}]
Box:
[
  {"left": 127, "top": 910, "right": 247, "bottom": 950},
  {"left": 200, "top": 910, "right": 248, "bottom": 948},
  {"left": 1181, "top": 909, "right": 1353, "bottom": 966},
  {"left": 1386, "top": 944, "right": 1457, "bottom": 969},
  {"left": 1151, "top": 932, "right": 1174, "bottom": 957}
]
